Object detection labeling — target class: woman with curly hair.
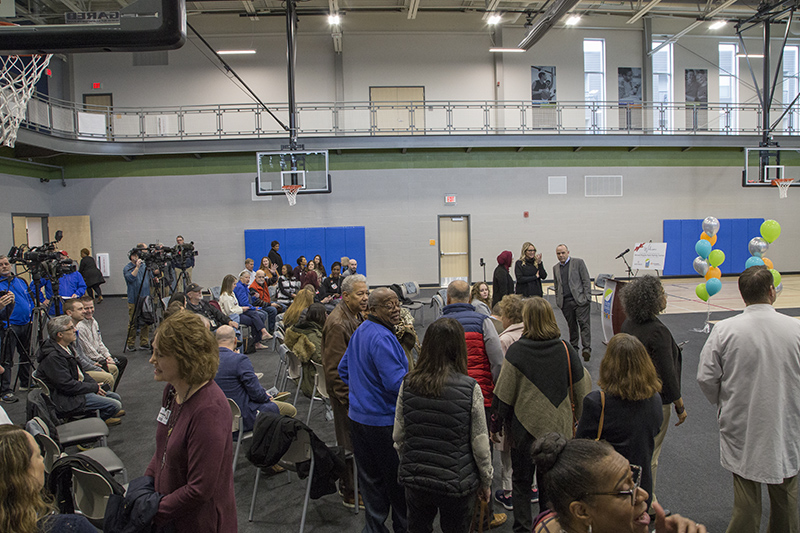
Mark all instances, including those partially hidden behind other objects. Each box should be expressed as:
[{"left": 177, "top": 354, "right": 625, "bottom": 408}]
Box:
[
  {"left": 0, "top": 425, "right": 95, "bottom": 533},
  {"left": 576, "top": 333, "right": 663, "bottom": 506},
  {"left": 146, "top": 311, "right": 237, "bottom": 532},
  {"left": 470, "top": 282, "right": 492, "bottom": 316},
  {"left": 619, "top": 275, "right": 686, "bottom": 517}
]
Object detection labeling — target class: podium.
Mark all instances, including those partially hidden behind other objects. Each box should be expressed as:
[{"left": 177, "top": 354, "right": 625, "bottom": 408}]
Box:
[{"left": 601, "top": 278, "right": 628, "bottom": 343}]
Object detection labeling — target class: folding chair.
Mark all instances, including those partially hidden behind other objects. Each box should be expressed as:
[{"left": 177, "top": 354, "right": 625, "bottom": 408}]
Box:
[
  {"left": 400, "top": 281, "right": 425, "bottom": 325},
  {"left": 34, "top": 425, "right": 127, "bottom": 483},
  {"left": 229, "top": 398, "right": 254, "bottom": 475},
  {"left": 274, "top": 343, "right": 290, "bottom": 390},
  {"left": 27, "top": 390, "right": 109, "bottom": 448},
  {"left": 248, "top": 426, "right": 359, "bottom": 532},
  {"left": 285, "top": 349, "right": 304, "bottom": 406},
  {"left": 305, "top": 360, "right": 332, "bottom": 425},
  {"left": 72, "top": 466, "right": 116, "bottom": 528}
]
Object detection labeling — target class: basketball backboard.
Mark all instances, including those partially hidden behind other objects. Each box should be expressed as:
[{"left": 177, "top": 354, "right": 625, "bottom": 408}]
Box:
[
  {"left": 743, "top": 147, "right": 800, "bottom": 187},
  {"left": 255, "top": 151, "right": 331, "bottom": 197},
  {"left": 0, "top": 0, "right": 185, "bottom": 54}
]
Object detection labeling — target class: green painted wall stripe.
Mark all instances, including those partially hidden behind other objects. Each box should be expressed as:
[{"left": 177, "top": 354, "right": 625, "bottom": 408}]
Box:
[{"left": 0, "top": 147, "right": 788, "bottom": 179}]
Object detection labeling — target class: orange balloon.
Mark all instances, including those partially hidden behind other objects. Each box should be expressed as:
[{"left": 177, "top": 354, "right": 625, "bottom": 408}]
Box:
[
  {"left": 700, "top": 232, "right": 717, "bottom": 246},
  {"left": 705, "top": 266, "right": 722, "bottom": 280},
  {"left": 763, "top": 257, "right": 774, "bottom": 269}
]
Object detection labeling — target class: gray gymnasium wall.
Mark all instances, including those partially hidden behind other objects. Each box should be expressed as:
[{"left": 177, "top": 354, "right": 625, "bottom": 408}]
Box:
[{"left": 1, "top": 166, "right": 794, "bottom": 295}]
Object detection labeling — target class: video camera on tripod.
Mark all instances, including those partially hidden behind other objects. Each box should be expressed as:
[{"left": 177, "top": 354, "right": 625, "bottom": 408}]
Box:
[
  {"left": 6, "top": 230, "right": 73, "bottom": 291},
  {"left": 131, "top": 241, "right": 197, "bottom": 271}
]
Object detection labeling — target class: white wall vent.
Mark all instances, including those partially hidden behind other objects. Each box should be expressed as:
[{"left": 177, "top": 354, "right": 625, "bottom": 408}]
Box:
[
  {"left": 585, "top": 175, "right": 622, "bottom": 197},
  {"left": 548, "top": 176, "right": 567, "bottom": 194}
]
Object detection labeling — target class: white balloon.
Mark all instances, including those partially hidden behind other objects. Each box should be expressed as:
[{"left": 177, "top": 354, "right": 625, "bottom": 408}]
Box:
[
  {"left": 702, "top": 216, "right": 720, "bottom": 237},
  {"left": 776, "top": 282, "right": 783, "bottom": 296}
]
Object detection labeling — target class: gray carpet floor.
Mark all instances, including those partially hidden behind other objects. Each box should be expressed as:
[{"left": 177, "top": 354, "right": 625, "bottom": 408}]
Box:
[{"left": 3, "top": 290, "right": 795, "bottom": 532}]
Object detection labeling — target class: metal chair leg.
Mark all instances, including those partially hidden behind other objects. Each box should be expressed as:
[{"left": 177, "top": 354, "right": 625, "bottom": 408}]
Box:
[
  {"left": 299, "top": 455, "right": 314, "bottom": 533},
  {"left": 248, "top": 468, "right": 261, "bottom": 521},
  {"left": 292, "top": 366, "right": 303, "bottom": 406},
  {"left": 232, "top": 429, "right": 243, "bottom": 474}
]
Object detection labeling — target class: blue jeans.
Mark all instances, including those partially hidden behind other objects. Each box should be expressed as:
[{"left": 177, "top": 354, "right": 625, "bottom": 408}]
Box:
[
  {"left": 257, "top": 306, "right": 278, "bottom": 333},
  {"left": 84, "top": 391, "right": 122, "bottom": 420}
]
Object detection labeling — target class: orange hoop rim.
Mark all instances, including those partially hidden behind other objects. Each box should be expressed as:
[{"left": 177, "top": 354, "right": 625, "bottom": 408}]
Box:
[
  {"left": 281, "top": 185, "right": 302, "bottom": 191},
  {"left": 772, "top": 178, "right": 794, "bottom": 186}
]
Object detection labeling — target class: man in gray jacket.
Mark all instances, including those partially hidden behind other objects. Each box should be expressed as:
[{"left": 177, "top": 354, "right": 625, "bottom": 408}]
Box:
[{"left": 552, "top": 244, "right": 593, "bottom": 361}]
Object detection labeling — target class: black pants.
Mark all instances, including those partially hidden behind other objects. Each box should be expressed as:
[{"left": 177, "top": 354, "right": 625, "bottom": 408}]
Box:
[
  {"left": 0, "top": 323, "right": 32, "bottom": 394},
  {"left": 510, "top": 435, "right": 546, "bottom": 533},
  {"left": 102, "top": 354, "right": 128, "bottom": 392},
  {"left": 86, "top": 284, "right": 103, "bottom": 299},
  {"left": 351, "top": 419, "right": 408, "bottom": 533},
  {"left": 560, "top": 297, "right": 591, "bottom": 353},
  {"left": 405, "top": 487, "right": 474, "bottom": 533}
]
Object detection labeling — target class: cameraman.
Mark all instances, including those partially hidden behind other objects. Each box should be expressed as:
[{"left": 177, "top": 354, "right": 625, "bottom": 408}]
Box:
[
  {"left": 172, "top": 235, "right": 194, "bottom": 293},
  {"left": 30, "top": 251, "right": 86, "bottom": 315},
  {"left": 0, "top": 255, "right": 34, "bottom": 404},
  {"left": 123, "top": 248, "right": 151, "bottom": 351}
]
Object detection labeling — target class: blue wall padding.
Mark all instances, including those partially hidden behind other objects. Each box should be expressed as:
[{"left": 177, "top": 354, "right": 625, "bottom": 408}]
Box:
[
  {"left": 662, "top": 218, "right": 765, "bottom": 276},
  {"left": 244, "top": 226, "right": 367, "bottom": 277}
]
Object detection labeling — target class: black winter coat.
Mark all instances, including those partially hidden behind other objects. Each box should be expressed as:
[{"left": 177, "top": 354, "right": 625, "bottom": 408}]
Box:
[{"left": 37, "top": 338, "right": 99, "bottom": 417}]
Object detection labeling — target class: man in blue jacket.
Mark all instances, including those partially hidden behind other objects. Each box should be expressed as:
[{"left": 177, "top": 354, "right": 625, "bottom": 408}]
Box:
[
  {"left": 339, "top": 287, "right": 408, "bottom": 533},
  {"left": 0, "top": 254, "right": 34, "bottom": 403},
  {"left": 123, "top": 249, "right": 150, "bottom": 351}
]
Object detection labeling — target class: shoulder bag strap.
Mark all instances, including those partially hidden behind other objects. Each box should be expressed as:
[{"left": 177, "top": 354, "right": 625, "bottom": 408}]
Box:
[
  {"left": 596, "top": 390, "right": 605, "bottom": 441},
  {"left": 563, "top": 340, "right": 577, "bottom": 437}
]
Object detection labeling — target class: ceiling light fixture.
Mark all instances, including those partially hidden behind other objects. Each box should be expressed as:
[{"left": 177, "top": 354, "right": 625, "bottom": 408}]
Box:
[
  {"left": 709, "top": 20, "right": 727, "bottom": 29},
  {"left": 328, "top": 14, "right": 341, "bottom": 25},
  {"left": 737, "top": 53, "right": 764, "bottom": 58},
  {"left": 217, "top": 50, "right": 256, "bottom": 55},
  {"left": 565, "top": 14, "right": 581, "bottom": 25},
  {"left": 489, "top": 47, "right": 525, "bottom": 52},
  {"left": 487, "top": 14, "right": 502, "bottom": 25}
]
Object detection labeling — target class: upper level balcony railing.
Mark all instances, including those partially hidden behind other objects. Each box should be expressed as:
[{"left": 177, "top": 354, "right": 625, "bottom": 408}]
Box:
[{"left": 20, "top": 94, "right": 800, "bottom": 142}]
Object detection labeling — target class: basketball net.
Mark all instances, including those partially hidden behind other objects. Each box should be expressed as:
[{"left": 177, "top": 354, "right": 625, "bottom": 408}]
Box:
[
  {"left": 773, "top": 178, "right": 794, "bottom": 199},
  {"left": 282, "top": 185, "right": 302, "bottom": 206},
  {"left": 0, "top": 54, "right": 52, "bottom": 148}
]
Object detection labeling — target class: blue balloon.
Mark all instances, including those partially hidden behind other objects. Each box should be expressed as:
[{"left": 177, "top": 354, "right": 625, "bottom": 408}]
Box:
[
  {"left": 706, "top": 277, "right": 722, "bottom": 297},
  {"left": 745, "top": 256, "right": 765, "bottom": 269},
  {"left": 695, "top": 240, "right": 712, "bottom": 259}
]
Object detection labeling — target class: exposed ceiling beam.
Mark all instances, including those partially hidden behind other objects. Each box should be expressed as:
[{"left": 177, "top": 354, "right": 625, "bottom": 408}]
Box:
[
  {"left": 482, "top": 0, "right": 502, "bottom": 20},
  {"left": 626, "top": 0, "right": 662, "bottom": 24},
  {"left": 517, "top": 0, "right": 580, "bottom": 50},
  {"left": 407, "top": 0, "right": 421, "bottom": 19},
  {"left": 650, "top": 0, "right": 739, "bottom": 54},
  {"left": 242, "top": 0, "right": 258, "bottom": 19}
]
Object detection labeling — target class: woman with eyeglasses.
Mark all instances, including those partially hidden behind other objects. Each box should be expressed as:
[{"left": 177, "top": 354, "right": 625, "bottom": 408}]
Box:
[
  {"left": 576, "top": 334, "right": 663, "bottom": 506},
  {"left": 515, "top": 242, "right": 547, "bottom": 297},
  {"left": 531, "top": 433, "right": 706, "bottom": 533}
]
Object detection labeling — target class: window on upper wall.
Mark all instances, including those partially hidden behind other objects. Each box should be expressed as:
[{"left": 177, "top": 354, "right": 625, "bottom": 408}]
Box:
[
  {"left": 584, "top": 39, "right": 606, "bottom": 132},
  {"left": 652, "top": 41, "right": 673, "bottom": 131},
  {"left": 719, "top": 43, "right": 738, "bottom": 132},
  {"left": 783, "top": 45, "right": 799, "bottom": 134}
]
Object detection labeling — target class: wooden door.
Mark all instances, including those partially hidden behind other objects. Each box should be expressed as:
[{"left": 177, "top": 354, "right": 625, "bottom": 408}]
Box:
[
  {"left": 438, "top": 215, "right": 470, "bottom": 287},
  {"left": 48, "top": 216, "right": 92, "bottom": 261},
  {"left": 369, "top": 86, "right": 425, "bottom": 135}
]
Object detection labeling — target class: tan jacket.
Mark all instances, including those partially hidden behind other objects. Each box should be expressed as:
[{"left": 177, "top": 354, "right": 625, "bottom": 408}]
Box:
[{"left": 322, "top": 300, "right": 363, "bottom": 405}]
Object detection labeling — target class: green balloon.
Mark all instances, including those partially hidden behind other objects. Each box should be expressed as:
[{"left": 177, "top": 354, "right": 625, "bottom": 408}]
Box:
[
  {"left": 772, "top": 269, "right": 782, "bottom": 287},
  {"left": 696, "top": 283, "right": 709, "bottom": 302},
  {"left": 708, "top": 249, "right": 725, "bottom": 267},
  {"left": 761, "top": 219, "right": 782, "bottom": 243}
]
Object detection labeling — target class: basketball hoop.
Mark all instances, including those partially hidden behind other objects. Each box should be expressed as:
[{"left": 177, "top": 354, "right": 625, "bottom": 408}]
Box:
[
  {"left": 282, "top": 184, "right": 302, "bottom": 206},
  {"left": 0, "top": 23, "right": 52, "bottom": 148},
  {"left": 773, "top": 178, "right": 794, "bottom": 199}
]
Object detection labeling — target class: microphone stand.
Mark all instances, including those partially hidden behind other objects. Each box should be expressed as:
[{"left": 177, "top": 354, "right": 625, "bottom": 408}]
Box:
[{"left": 618, "top": 252, "right": 634, "bottom": 279}]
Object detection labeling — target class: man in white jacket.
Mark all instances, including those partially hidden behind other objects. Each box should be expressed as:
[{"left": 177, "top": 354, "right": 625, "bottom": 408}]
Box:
[{"left": 698, "top": 265, "right": 800, "bottom": 533}]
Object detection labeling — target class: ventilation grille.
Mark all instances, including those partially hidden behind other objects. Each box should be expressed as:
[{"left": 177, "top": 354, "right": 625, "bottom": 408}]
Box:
[
  {"left": 548, "top": 176, "right": 567, "bottom": 194},
  {"left": 133, "top": 51, "right": 169, "bottom": 66},
  {"left": 585, "top": 175, "right": 623, "bottom": 197}
]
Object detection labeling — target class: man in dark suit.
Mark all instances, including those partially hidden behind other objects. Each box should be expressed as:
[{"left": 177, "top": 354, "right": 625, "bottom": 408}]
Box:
[{"left": 552, "top": 244, "right": 593, "bottom": 361}]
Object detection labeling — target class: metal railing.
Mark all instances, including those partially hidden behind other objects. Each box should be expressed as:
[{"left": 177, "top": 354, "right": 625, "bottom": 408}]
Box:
[{"left": 20, "top": 95, "right": 800, "bottom": 142}]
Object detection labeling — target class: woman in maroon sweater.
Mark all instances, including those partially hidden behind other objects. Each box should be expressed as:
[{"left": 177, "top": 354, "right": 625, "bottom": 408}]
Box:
[{"left": 145, "top": 311, "right": 237, "bottom": 533}]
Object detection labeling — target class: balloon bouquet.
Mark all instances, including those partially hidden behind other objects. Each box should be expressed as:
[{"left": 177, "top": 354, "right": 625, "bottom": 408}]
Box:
[
  {"left": 693, "top": 217, "right": 725, "bottom": 332},
  {"left": 746, "top": 219, "right": 783, "bottom": 296}
]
